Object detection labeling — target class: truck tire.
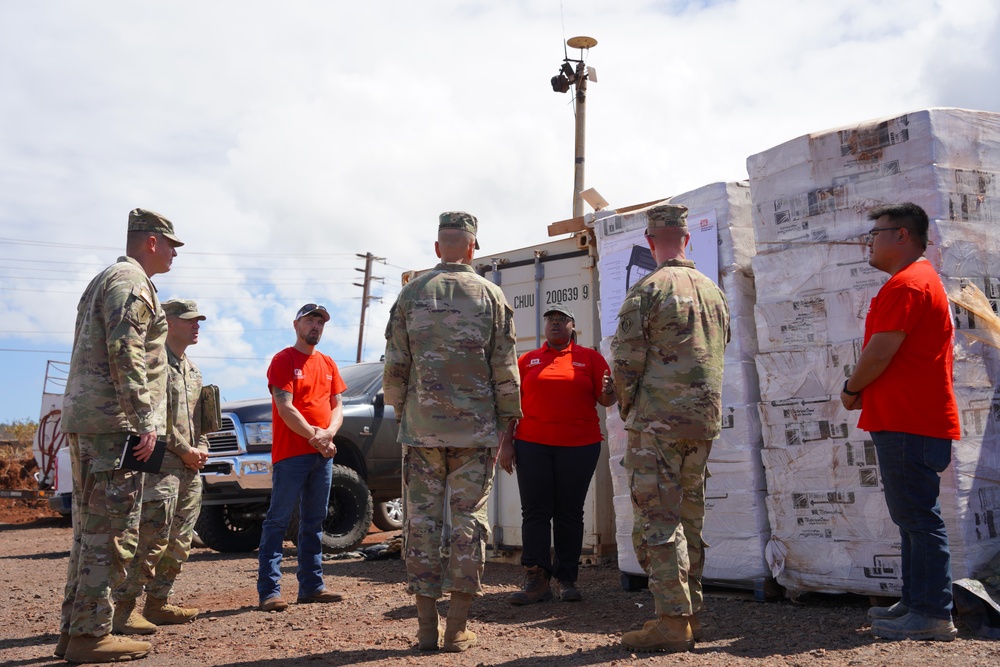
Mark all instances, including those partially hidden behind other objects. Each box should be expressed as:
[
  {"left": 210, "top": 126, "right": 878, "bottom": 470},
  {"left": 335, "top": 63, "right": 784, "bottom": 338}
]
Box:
[
  {"left": 195, "top": 504, "right": 264, "bottom": 553},
  {"left": 372, "top": 497, "right": 403, "bottom": 531},
  {"left": 288, "top": 464, "right": 374, "bottom": 554}
]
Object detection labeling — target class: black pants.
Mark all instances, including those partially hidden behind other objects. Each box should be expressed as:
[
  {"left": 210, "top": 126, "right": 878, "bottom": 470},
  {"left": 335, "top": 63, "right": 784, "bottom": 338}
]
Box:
[{"left": 514, "top": 439, "right": 601, "bottom": 583}]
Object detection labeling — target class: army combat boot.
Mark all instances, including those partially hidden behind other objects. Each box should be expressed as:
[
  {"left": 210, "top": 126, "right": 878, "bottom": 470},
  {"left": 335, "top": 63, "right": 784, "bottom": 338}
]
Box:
[
  {"left": 144, "top": 596, "right": 199, "bottom": 624},
  {"left": 622, "top": 614, "right": 694, "bottom": 653},
  {"left": 112, "top": 599, "right": 157, "bottom": 635},
  {"left": 644, "top": 613, "right": 703, "bottom": 641},
  {"left": 508, "top": 566, "right": 552, "bottom": 605},
  {"left": 442, "top": 592, "right": 477, "bottom": 652},
  {"left": 64, "top": 633, "right": 151, "bottom": 663},
  {"left": 415, "top": 595, "right": 442, "bottom": 651}
]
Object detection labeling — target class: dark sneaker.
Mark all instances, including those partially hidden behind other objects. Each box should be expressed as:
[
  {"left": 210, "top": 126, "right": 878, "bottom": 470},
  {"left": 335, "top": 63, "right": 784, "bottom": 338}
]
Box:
[
  {"left": 259, "top": 596, "right": 289, "bottom": 612},
  {"left": 509, "top": 566, "right": 553, "bottom": 605},
  {"left": 868, "top": 600, "right": 908, "bottom": 620},
  {"left": 297, "top": 589, "right": 346, "bottom": 603},
  {"left": 559, "top": 581, "right": 582, "bottom": 602},
  {"left": 871, "top": 612, "right": 957, "bottom": 642}
]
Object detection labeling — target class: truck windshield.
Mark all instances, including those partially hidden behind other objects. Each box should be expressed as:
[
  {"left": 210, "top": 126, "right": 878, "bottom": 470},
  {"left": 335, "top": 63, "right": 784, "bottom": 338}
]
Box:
[{"left": 338, "top": 363, "right": 384, "bottom": 399}]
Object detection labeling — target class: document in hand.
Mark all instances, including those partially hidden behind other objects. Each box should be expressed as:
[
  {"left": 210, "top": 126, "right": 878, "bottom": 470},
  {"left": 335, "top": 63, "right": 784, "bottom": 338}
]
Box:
[{"left": 118, "top": 434, "right": 167, "bottom": 473}]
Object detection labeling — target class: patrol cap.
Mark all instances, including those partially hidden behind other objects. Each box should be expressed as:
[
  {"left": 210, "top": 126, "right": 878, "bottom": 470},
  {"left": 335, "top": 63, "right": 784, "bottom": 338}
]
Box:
[
  {"left": 162, "top": 299, "right": 206, "bottom": 321},
  {"left": 295, "top": 303, "right": 331, "bottom": 322},
  {"left": 439, "top": 211, "right": 480, "bottom": 249},
  {"left": 646, "top": 203, "right": 688, "bottom": 230},
  {"left": 128, "top": 208, "right": 184, "bottom": 246},
  {"left": 543, "top": 304, "right": 575, "bottom": 321}
]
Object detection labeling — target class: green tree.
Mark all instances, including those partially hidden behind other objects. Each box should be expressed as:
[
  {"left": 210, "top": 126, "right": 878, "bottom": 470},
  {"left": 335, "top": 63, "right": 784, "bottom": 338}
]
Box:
[{"left": 1, "top": 419, "right": 38, "bottom": 447}]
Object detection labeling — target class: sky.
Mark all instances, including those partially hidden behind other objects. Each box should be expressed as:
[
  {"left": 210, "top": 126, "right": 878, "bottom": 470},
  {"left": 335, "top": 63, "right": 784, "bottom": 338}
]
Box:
[{"left": 2, "top": 0, "right": 999, "bottom": 423}]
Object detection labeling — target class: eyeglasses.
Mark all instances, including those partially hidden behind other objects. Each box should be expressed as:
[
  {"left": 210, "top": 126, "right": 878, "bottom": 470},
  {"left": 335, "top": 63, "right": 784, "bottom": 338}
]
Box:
[
  {"left": 544, "top": 315, "right": 571, "bottom": 324},
  {"left": 864, "top": 226, "right": 904, "bottom": 244}
]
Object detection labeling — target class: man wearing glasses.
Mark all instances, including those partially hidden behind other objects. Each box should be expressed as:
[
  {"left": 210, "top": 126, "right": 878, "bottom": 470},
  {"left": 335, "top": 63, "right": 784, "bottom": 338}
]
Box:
[
  {"left": 257, "top": 303, "right": 348, "bottom": 612},
  {"left": 840, "top": 202, "right": 960, "bottom": 642}
]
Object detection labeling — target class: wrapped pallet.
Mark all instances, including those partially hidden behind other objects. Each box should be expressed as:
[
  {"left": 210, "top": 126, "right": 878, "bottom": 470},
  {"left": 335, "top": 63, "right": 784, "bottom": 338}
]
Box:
[
  {"left": 748, "top": 107, "right": 1000, "bottom": 596},
  {"left": 596, "top": 181, "right": 770, "bottom": 587}
]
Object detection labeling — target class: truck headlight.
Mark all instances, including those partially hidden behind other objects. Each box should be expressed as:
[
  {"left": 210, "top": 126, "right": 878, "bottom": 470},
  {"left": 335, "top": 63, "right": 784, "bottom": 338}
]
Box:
[{"left": 244, "top": 422, "right": 272, "bottom": 452}]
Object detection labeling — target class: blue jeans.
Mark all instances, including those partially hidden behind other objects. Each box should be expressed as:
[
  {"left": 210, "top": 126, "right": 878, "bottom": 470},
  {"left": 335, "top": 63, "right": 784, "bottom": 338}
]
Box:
[
  {"left": 257, "top": 453, "right": 333, "bottom": 602},
  {"left": 871, "top": 430, "right": 953, "bottom": 619}
]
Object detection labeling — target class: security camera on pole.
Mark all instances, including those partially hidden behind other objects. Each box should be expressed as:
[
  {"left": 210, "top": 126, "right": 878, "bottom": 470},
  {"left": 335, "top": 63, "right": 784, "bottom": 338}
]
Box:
[{"left": 550, "top": 35, "right": 597, "bottom": 218}]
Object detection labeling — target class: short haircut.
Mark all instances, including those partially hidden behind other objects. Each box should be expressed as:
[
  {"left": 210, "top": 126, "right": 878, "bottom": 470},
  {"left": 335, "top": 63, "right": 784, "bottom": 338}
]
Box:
[{"left": 868, "top": 202, "right": 929, "bottom": 250}]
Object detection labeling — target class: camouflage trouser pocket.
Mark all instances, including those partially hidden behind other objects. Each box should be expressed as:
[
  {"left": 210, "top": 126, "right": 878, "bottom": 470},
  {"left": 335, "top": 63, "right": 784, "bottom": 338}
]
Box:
[{"left": 629, "top": 469, "right": 662, "bottom": 509}]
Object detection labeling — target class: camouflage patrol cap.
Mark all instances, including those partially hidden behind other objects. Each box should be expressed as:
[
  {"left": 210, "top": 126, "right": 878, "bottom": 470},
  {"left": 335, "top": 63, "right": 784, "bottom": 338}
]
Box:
[
  {"left": 128, "top": 208, "right": 184, "bottom": 246},
  {"left": 646, "top": 203, "right": 688, "bottom": 230},
  {"left": 439, "top": 211, "right": 480, "bottom": 249},
  {"left": 543, "top": 304, "right": 575, "bottom": 321},
  {"left": 162, "top": 299, "right": 206, "bottom": 321}
]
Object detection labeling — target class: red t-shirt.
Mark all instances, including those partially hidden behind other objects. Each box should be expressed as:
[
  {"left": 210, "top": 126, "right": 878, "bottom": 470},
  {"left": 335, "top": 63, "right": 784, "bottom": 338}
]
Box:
[
  {"left": 267, "top": 347, "right": 347, "bottom": 464},
  {"left": 858, "top": 260, "right": 961, "bottom": 440},
  {"left": 514, "top": 341, "right": 610, "bottom": 447}
]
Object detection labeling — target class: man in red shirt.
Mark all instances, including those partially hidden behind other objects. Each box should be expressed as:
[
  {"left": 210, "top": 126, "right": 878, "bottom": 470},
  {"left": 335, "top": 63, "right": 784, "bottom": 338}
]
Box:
[
  {"left": 257, "top": 304, "right": 347, "bottom": 612},
  {"left": 841, "top": 203, "right": 960, "bottom": 642}
]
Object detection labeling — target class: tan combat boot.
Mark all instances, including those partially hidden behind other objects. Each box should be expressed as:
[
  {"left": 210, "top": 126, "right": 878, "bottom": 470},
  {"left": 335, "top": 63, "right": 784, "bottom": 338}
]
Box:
[
  {"left": 415, "top": 595, "right": 442, "bottom": 651},
  {"left": 64, "top": 633, "right": 151, "bottom": 663},
  {"left": 144, "top": 596, "right": 199, "bottom": 624},
  {"left": 622, "top": 614, "right": 694, "bottom": 653},
  {"left": 643, "top": 613, "right": 702, "bottom": 641},
  {"left": 54, "top": 631, "right": 70, "bottom": 658},
  {"left": 442, "top": 592, "right": 477, "bottom": 652},
  {"left": 112, "top": 599, "right": 157, "bottom": 635},
  {"left": 508, "top": 566, "right": 552, "bottom": 605}
]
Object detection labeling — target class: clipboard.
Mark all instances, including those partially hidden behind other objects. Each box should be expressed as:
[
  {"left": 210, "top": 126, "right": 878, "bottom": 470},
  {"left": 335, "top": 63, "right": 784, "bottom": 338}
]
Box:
[{"left": 118, "top": 434, "right": 167, "bottom": 473}]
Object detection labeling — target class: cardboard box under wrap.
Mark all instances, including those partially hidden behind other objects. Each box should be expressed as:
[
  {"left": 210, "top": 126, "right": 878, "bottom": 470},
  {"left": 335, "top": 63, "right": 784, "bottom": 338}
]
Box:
[
  {"left": 755, "top": 341, "right": 862, "bottom": 403},
  {"left": 762, "top": 442, "right": 880, "bottom": 493},
  {"left": 747, "top": 109, "right": 1000, "bottom": 202},
  {"left": 765, "top": 537, "right": 903, "bottom": 596},
  {"left": 707, "top": 444, "right": 767, "bottom": 492},
  {"left": 725, "top": 315, "right": 759, "bottom": 363},
  {"left": 670, "top": 180, "right": 756, "bottom": 271},
  {"left": 751, "top": 244, "right": 885, "bottom": 304},
  {"left": 758, "top": 397, "right": 864, "bottom": 450},
  {"left": 754, "top": 287, "right": 878, "bottom": 353},
  {"left": 722, "top": 361, "right": 762, "bottom": 407},
  {"left": 718, "top": 403, "right": 763, "bottom": 451},
  {"left": 765, "top": 488, "right": 897, "bottom": 542},
  {"left": 720, "top": 267, "right": 757, "bottom": 318}
]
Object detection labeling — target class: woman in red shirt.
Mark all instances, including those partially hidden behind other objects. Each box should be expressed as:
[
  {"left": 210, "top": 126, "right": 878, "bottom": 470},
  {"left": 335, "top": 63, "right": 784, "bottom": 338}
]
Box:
[{"left": 498, "top": 305, "right": 616, "bottom": 604}]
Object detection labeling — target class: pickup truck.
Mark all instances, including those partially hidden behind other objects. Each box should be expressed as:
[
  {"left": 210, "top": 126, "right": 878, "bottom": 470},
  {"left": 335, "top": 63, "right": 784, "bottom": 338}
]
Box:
[{"left": 195, "top": 361, "right": 402, "bottom": 553}]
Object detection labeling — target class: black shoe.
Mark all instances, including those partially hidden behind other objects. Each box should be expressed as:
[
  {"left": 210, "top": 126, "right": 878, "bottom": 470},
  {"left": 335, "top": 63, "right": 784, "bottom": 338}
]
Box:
[{"left": 559, "top": 581, "right": 581, "bottom": 602}]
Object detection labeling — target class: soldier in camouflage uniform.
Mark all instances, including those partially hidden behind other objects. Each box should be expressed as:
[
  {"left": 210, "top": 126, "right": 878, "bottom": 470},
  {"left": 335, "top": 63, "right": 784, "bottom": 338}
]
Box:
[
  {"left": 610, "top": 203, "right": 730, "bottom": 654},
  {"left": 112, "top": 299, "right": 210, "bottom": 635},
  {"left": 383, "top": 211, "right": 521, "bottom": 653},
  {"left": 57, "top": 208, "right": 182, "bottom": 663}
]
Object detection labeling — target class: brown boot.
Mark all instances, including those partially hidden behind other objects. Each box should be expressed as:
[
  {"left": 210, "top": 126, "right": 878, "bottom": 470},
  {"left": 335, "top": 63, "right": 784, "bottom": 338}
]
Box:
[
  {"left": 508, "top": 566, "right": 552, "bottom": 606},
  {"left": 112, "top": 599, "right": 157, "bottom": 636},
  {"left": 143, "top": 596, "right": 199, "bottom": 625},
  {"left": 64, "top": 633, "right": 151, "bottom": 663},
  {"left": 442, "top": 592, "right": 477, "bottom": 652},
  {"left": 622, "top": 615, "right": 694, "bottom": 653},
  {"left": 644, "top": 613, "right": 702, "bottom": 641},
  {"left": 415, "top": 595, "right": 441, "bottom": 651},
  {"left": 54, "top": 631, "right": 70, "bottom": 658}
]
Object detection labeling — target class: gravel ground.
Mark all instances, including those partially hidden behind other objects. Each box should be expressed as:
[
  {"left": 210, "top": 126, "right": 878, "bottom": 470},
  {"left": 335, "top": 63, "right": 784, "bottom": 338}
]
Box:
[{"left": 1, "top": 495, "right": 998, "bottom": 667}]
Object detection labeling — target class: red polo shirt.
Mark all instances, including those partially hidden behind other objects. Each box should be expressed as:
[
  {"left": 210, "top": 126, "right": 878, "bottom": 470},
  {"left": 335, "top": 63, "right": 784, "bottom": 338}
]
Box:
[{"left": 514, "top": 341, "right": 610, "bottom": 447}]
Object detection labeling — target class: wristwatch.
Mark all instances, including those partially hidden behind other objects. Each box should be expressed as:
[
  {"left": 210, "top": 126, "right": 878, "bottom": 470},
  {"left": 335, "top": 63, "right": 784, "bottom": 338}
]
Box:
[{"left": 842, "top": 380, "right": 860, "bottom": 397}]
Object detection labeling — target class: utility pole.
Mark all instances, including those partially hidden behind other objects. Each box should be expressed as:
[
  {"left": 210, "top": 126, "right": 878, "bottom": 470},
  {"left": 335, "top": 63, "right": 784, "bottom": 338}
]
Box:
[
  {"left": 550, "top": 35, "right": 598, "bottom": 218},
  {"left": 354, "top": 252, "right": 384, "bottom": 363}
]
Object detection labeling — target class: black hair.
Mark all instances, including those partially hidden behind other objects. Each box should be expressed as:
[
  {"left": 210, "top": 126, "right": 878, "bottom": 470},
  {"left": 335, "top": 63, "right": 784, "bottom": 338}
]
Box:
[{"left": 867, "top": 202, "right": 929, "bottom": 250}]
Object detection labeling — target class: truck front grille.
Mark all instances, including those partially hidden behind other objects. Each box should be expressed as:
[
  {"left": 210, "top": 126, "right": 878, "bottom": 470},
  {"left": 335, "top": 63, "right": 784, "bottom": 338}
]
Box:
[{"left": 207, "top": 417, "right": 240, "bottom": 454}]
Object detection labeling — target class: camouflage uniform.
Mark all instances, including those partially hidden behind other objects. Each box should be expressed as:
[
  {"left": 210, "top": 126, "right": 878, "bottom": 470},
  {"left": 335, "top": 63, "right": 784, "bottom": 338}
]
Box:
[
  {"left": 59, "top": 209, "right": 177, "bottom": 638},
  {"left": 115, "top": 342, "right": 208, "bottom": 603},
  {"left": 610, "top": 205, "right": 730, "bottom": 618},
  {"left": 383, "top": 213, "right": 520, "bottom": 599}
]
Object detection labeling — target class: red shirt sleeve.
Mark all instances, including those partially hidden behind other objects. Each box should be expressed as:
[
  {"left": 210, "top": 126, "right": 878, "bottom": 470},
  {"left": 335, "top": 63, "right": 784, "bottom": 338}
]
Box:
[{"left": 267, "top": 350, "right": 295, "bottom": 393}]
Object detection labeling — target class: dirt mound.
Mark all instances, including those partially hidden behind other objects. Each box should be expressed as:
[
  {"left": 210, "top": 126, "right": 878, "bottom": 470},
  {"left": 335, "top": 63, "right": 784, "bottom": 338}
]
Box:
[{"left": 0, "top": 446, "right": 60, "bottom": 524}]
